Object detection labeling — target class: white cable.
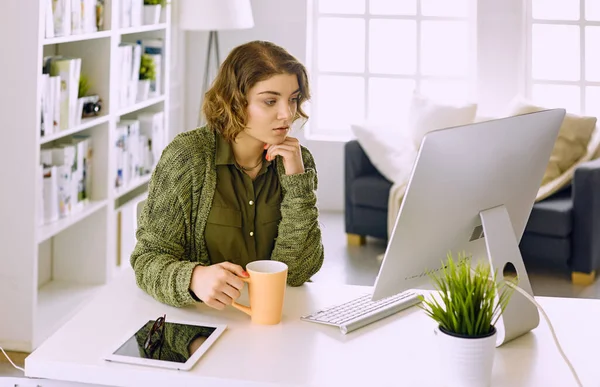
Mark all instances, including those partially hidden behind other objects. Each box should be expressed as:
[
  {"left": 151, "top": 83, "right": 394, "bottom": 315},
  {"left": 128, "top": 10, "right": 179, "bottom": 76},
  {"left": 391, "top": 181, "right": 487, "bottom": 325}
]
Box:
[
  {"left": 0, "top": 345, "right": 25, "bottom": 373},
  {"left": 505, "top": 281, "right": 583, "bottom": 387}
]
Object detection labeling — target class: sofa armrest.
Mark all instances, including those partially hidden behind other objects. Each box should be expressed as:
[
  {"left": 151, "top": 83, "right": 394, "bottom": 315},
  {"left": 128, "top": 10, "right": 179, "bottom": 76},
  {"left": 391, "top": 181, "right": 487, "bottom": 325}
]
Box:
[
  {"left": 571, "top": 158, "right": 600, "bottom": 273},
  {"left": 344, "top": 140, "right": 380, "bottom": 235},
  {"left": 345, "top": 140, "right": 378, "bottom": 180}
]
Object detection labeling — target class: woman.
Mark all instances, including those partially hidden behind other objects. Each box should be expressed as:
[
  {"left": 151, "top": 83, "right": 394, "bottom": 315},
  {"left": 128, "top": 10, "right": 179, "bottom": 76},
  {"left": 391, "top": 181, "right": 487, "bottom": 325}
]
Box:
[{"left": 131, "top": 40, "right": 324, "bottom": 310}]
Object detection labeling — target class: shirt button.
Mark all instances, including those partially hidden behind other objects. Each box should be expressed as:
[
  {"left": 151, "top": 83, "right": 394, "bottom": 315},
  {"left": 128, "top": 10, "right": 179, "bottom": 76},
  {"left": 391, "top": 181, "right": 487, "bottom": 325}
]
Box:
[
  {"left": 249, "top": 200, "right": 254, "bottom": 205},
  {"left": 250, "top": 231, "right": 254, "bottom": 237}
]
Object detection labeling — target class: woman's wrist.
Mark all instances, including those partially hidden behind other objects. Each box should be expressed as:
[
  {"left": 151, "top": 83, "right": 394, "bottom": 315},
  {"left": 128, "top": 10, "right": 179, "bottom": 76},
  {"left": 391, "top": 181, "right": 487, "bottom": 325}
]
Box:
[
  {"left": 188, "top": 265, "right": 205, "bottom": 302},
  {"left": 280, "top": 169, "right": 316, "bottom": 197}
]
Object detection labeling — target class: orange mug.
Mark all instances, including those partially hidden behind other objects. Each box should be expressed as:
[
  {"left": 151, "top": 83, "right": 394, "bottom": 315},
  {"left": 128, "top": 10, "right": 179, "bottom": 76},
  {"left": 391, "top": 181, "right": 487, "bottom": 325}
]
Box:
[{"left": 231, "top": 260, "right": 288, "bottom": 325}]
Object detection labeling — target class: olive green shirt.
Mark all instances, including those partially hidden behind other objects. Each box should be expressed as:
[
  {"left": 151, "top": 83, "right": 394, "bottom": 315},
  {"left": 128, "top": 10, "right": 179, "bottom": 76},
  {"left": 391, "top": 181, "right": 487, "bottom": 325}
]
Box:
[
  {"left": 206, "top": 133, "right": 282, "bottom": 267},
  {"left": 131, "top": 126, "right": 324, "bottom": 307}
]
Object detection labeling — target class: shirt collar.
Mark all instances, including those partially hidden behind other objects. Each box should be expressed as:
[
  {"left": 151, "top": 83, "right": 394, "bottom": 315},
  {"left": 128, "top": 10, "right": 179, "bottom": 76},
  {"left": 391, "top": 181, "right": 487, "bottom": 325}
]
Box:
[
  {"left": 215, "top": 132, "right": 235, "bottom": 165},
  {"left": 215, "top": 132, "right": 272, "bottom": 169}
]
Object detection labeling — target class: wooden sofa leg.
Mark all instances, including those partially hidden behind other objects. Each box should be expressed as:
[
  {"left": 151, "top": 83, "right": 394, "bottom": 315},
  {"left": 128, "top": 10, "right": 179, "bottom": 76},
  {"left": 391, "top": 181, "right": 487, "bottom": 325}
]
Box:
[
  {"left": 347, "top": 233, "right": 366, "bottom": 246},
  {"left": 571, "top": 271, "right": 596, "bottom": 286}
]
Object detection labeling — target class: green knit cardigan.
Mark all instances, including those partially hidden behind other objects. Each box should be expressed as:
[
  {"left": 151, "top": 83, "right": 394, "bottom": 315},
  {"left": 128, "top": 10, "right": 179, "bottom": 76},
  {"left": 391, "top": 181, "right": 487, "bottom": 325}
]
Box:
[{"left": 131, "top": 126, "right": 325, "bottom": 307}]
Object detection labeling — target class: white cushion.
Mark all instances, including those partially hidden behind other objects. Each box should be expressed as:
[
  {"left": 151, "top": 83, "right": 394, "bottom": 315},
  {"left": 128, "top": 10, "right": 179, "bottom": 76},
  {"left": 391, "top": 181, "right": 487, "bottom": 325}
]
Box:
[
  {"left": 408, "top": 92, "right": 478, "bottom": 149},
  {"left": 350, "top": 121, "right": 417, "bottom": 184}
]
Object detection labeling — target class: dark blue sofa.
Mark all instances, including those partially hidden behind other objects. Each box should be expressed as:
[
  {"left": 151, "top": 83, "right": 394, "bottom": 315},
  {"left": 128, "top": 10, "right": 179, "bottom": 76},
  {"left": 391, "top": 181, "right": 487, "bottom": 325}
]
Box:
[{"left": 344, "top": 140, "right": 600, "bottom": 285}]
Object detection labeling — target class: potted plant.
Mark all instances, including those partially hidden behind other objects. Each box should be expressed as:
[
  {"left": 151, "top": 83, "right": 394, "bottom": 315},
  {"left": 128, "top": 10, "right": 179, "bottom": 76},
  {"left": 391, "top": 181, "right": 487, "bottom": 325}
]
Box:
[
  {"left": 138, "top": 54, "right": 156, "bottom": 102},
  {"left": 420, "top": 251, "right": 516, "bottom": 387},
  {"left": 143, "top": 0, "right": 165, "bottom": 25}
]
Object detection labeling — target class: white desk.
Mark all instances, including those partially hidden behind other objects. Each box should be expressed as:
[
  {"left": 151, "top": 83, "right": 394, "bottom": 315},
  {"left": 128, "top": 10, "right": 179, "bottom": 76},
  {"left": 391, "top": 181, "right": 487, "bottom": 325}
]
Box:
[{"left": 24, "top": 270, "right": 600, "bottom": 387}]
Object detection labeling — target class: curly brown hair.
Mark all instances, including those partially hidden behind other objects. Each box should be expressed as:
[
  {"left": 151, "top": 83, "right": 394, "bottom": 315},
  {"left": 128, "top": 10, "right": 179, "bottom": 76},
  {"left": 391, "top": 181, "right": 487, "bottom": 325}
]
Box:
[{"left": 202, "top": 40, "right": 311, "bottom": 142}]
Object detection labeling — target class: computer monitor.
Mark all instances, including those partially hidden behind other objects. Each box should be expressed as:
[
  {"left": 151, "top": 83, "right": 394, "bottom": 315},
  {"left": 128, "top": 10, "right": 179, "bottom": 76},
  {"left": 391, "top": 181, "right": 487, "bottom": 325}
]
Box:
[{"left": 371, "top": 108, "right": 566, "bottom": 346}]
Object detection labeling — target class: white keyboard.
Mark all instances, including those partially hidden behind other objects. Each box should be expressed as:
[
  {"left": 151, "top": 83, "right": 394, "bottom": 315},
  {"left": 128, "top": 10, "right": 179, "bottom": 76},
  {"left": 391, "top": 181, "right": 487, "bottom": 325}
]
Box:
[{"left": 300, "top": 290, "right": 422, "bottom": 334}]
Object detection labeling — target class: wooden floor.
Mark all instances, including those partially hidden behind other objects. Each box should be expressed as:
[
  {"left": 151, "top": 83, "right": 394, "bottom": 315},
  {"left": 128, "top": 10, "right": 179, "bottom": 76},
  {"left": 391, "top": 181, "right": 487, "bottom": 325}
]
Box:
[{"left": 0, "top": 350, "right": 26, "bottom": 376}]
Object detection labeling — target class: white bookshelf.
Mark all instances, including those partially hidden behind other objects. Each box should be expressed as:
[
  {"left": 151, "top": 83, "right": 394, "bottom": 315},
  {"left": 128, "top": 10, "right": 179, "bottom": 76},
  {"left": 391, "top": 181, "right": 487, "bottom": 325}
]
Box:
[
  {"left": 37, "top": 200, "right": 108, "bottom": 243},
  {"left": 120, "top": 23, "right": 167, "bottom": 35},
  {"left": 39, "top": 115, "right": 110, "bottom": 145},
  {"left": 118, "top": 94, "right": 165, "bottom": 116},
  {"left": 43, "top": 30, "right": 113, "bottom": 45},
  {"left": 0, "top": 0, "right": 174, "bottom": 352}
]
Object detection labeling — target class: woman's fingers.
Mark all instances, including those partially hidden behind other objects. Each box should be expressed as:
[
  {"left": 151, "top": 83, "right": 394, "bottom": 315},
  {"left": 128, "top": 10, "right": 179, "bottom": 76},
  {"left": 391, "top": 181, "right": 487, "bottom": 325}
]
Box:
[
  {"left": 214, "top": 290, "right": 233, "bottom": 307},
  {"left": 221, "top": 283, "right": 242, "bottom": 301},
  {"left": 267, "top": 144, "right": 297, "bottom": 160},
  {"left": 205, "top": 297, "right": 227, "bottom": 310}
]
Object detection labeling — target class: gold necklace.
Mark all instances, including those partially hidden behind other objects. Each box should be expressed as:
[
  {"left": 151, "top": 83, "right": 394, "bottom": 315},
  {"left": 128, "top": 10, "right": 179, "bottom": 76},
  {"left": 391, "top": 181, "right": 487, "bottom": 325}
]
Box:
[{"left": 236, "top": 157, "right": 263, "bottom": 171}]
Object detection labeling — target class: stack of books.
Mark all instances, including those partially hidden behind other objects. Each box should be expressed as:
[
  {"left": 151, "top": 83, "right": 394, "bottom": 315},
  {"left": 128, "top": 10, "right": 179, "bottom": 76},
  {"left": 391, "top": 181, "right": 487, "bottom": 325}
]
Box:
[
  {"left": 41, "top": 56, "right": 82, "bottom": 137},
  {"left": 39, "top": 135, "right": 92, "bottom": 226},
  {"left": 116, "top": 38, "right": 164, "bottom": 110},
  {"left": 115, "top": 111, "right": 164, "bottom": 189},
  {"left": 45, "top": 0, "right": 102, "bottom": 38},
  {"left": 120, "top": 0, "right": 144, "bottom": 29}
]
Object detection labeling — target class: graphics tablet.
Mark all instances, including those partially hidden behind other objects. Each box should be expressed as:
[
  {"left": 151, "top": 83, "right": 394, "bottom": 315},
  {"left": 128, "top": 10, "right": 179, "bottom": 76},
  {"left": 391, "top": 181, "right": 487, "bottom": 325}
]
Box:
[{"left": 104, "top": 315, "right": 226, "bottom": 371}]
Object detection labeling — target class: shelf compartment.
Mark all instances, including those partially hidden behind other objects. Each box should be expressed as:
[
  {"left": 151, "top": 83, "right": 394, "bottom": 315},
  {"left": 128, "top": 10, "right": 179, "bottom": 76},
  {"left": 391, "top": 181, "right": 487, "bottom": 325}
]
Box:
[
  {"left": 37, "top": 200, "right": 108, "bottom": 243},
  {"left": 43, "top": 30, "right": 112, "bottom": 45},
  {"left": 40, "top": 115, "right": 109, "bottom": 145},
  {"left": 119, "top": 23, "right": 167, "bottom": 35},
  {"left": 114, "top": 175, "right": 151, "bottom": 200},
  {"left": 118, "top": 95, "right": 165, "bottom": 116},
  {"left": 35, "top": 280, "right": 105, "bottom": 348}
]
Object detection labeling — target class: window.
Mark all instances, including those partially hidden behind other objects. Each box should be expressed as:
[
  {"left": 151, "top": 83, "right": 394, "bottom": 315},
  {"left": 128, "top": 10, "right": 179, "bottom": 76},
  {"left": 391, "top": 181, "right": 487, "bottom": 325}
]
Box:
[
  {"left": 527, "top": 0, "right": 600, "bottom": 116},
  {"left": 306, "top": 0, "right": 476, "bottom": 139}
]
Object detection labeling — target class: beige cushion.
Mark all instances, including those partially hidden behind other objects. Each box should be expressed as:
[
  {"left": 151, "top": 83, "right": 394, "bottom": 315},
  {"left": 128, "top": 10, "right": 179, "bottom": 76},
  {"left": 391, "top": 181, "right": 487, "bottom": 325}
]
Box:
[
  {"left": 536, "top": 125, "right": 600, "bottom": 201},
  {"left": 506, "top": 98, "right": 598, "bottom": 201}
]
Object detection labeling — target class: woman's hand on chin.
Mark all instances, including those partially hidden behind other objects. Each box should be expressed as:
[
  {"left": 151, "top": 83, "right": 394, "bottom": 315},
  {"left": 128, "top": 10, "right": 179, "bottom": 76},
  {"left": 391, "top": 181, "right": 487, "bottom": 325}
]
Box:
[{"left": 265, "top": 137, "right": 305, "bottom": 175}]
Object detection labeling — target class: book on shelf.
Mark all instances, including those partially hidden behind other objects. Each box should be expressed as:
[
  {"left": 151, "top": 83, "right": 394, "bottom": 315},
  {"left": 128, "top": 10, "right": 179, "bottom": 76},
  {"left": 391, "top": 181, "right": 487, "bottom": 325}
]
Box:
[
  {"left": 40, "top": 73, "right": 62, "bottom": 137},
  {"left": 138, "top": 111, "right": 165, "bottom": 167},
  {"left": 121, "top": 0, "right": 131, "bottom": 28},
  {"left": 41, "top": 166, "right": 59, "bottom": 224},
  {"left": 121, "top": 0, "right": 144, "bottom": 29},
  {"left": 40, "top": 74, "right": 50, "bottom": 137},
  {"left": 45, "top": 0, "right": 55, "bottom": 39},
  {"left": 51, "top": 0, "right": 72, "bottom": 37},
  {"left": 115, "top": 120, "right": 139, "bottom": 189},
  {"left": 117, "top": 42, "right": 143, "bottom": 109},
  {"left": 131, "top": 0, "right": 143, "bottom": 28},
  {"left": 40, "top": 136, "right": 92, "bottom": 225}
]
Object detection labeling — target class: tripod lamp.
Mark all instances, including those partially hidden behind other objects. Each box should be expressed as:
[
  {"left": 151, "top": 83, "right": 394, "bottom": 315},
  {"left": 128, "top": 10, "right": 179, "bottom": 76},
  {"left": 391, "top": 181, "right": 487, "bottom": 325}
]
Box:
[{"left": 180, "top": 0, "right": 255, "bottom": 125}]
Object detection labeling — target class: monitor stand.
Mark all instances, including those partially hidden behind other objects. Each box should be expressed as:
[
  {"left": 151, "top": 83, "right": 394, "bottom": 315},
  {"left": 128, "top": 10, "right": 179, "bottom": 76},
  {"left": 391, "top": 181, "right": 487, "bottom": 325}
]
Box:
[{"left": 480, "top": 204, "right": 540, "bottom": 347}]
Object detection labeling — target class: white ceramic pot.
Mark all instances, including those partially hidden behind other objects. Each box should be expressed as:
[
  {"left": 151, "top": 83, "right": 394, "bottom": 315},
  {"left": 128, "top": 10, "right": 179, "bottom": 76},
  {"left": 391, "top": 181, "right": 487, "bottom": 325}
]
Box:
[
  {"left": 137, "top": 80, "right": 151, "bottom": 102},
  {"left": 435, "top": 325, "right": 497, "bottom": 387},
  {"left": 143, "top": 5, "right": 161, "bottom": 25}
]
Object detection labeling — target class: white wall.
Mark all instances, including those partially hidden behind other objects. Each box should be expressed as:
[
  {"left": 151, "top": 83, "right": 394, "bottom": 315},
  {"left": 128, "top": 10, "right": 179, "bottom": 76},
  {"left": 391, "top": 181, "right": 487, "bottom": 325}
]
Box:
[
  {"left": 182, "top": 0, "right": 527, "bottom": 211},
  {"left": 183, "top": 0, "right": 345, "bottom": 211}
]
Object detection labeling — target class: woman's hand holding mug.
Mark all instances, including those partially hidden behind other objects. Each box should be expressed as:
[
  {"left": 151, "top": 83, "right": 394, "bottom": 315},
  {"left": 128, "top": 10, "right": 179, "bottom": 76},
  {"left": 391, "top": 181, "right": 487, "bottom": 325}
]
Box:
[{"left": 189, "top": 262, "right": 249, "bottom": 310}]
